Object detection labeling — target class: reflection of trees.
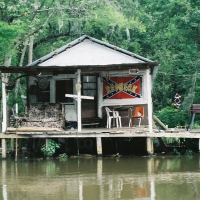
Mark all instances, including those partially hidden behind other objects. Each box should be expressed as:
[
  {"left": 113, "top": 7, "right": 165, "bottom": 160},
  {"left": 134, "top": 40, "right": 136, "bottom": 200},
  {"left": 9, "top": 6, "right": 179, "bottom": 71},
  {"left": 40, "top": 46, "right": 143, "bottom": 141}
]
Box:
[
  {"left": 42, "top": 160, "right": 58, "bottom": 177},
  {"left": 154, "top": 156, "right": 199, "bottom": 172}
]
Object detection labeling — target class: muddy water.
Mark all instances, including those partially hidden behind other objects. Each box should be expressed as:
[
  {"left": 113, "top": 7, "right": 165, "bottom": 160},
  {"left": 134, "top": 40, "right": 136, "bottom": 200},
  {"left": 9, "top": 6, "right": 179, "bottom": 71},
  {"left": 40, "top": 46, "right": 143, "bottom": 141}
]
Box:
[{"left": 1, "top": 155, "right": 200, "bottom": 200}]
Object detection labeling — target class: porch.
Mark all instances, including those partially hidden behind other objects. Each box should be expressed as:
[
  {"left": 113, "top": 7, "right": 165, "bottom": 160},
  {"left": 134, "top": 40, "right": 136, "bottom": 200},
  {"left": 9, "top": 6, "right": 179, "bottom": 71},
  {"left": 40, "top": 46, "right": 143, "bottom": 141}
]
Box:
[
  {"left": 3, "top": 125, "right": 200, "bottom": 138},
  {"left": 1, "top": 124, "right": 200, "bottom": 160}
]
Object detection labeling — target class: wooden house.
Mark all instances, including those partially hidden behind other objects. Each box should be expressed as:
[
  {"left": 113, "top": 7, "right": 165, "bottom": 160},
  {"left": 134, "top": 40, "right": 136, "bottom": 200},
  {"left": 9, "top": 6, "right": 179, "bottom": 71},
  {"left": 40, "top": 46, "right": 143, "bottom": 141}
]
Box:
[{"left": 0, "top": 35, "right": 159, "bottom": 158}]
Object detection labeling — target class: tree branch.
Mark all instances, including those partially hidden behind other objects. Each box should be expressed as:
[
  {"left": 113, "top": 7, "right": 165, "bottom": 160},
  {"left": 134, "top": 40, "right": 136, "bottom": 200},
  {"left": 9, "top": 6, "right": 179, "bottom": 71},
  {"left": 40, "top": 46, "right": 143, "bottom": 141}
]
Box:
[{"left": 33, "top": 21, "right": 71, "bottom": 49}]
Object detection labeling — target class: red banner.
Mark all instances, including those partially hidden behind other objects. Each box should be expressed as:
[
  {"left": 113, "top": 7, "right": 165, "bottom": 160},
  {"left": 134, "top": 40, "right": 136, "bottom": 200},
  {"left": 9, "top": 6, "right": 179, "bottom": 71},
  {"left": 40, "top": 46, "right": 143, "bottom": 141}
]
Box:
[{"left": 103, "top": 76, "right": 141, "bottom": 99}]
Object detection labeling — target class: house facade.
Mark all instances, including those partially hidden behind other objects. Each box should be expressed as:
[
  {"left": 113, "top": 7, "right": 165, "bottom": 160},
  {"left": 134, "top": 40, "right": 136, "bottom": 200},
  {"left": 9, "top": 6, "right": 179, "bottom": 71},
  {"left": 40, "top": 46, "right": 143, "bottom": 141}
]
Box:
[
  {"left": 0, "top": 35, "right": 159, "bottom": 158},
  {"left": 27, "top": 35, "right": 158, "bottom": 130}
]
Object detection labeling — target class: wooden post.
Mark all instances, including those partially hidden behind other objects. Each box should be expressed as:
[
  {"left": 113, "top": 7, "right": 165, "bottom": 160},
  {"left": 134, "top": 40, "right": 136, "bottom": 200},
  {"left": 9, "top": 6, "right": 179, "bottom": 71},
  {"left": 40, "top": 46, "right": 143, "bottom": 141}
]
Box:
[
  {"left": 46, "top": 138, "right": 49, "bottom": 148},
  {"left": 153, "top": 115, "right": 168, "bottom": 130},
  {"left": 146, "top": 137, "right": 154, "bottom": 155},
  {"left": 199, "top": 139, "right": 200, "bottom": 153},
  {"left": 2, "top": 139, "right": 7, "bottom": 159},
  {"left": 11, "top": 138, "right": 14, "bottom": 152},
  {"left": 2, "top": 74, "right": 7, "bottom": 133},
  {"left": 96, "top": 137, "right": 102, "bottom": 156},
  {"left": 76, "top": 137, "right": 79, "bottom": 156},
  {"left": 28, "top": 35, "right": 34, "bottom": 64},
  {"left": 77, "top": 69, "right": 82, "bottom": 132},
  {"left": 146, "top": 68, "right": 153, "bottom": 132}
]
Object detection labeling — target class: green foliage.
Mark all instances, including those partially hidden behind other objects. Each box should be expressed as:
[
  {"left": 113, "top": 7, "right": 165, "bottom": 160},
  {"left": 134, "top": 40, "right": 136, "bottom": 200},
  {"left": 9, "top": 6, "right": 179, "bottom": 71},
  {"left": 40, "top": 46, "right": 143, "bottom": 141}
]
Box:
[
  {"left": 0, "top": 21, "right": 21, "bottom": 65},
  {"left": 59, "top": 153, "right": 68, "bottom": 161},
  {"left": 173, "top": 148, "right": 181, "bottom": 155},
  {"left": 155, "top": 107, "right": 186, "bottom": 128},
  {"left": 184, "top": 149, "right": 195, "bottom": 156},
  {"left": 173, "top": 148, "right": 197, "bottom": 156},
  {"left": 41, "top": 139, "right": 60, "bottom": 156},
  {"left": 192, "top": 123, "right": 200, "bottom": 129},
  {"left": 6, "top": 75, "right": 26, "bottom": 116}
]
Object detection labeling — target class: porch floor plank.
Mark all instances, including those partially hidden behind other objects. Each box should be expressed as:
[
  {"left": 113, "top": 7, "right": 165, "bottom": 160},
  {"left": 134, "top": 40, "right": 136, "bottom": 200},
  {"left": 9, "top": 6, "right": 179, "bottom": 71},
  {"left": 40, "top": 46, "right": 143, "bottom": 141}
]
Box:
[{"left": 7, "top": 127, "right": 62, "bottom": 132}]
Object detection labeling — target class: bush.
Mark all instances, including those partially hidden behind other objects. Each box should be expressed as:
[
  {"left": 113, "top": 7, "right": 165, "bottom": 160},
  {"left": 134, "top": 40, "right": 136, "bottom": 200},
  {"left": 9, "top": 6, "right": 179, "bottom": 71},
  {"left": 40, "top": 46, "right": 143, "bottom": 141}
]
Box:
[
  {"left": 41, "top": 139, "right": 60, "bottom": 156},
  {"left": 155, "top": 107, "right": 186, "bottom": 128}
]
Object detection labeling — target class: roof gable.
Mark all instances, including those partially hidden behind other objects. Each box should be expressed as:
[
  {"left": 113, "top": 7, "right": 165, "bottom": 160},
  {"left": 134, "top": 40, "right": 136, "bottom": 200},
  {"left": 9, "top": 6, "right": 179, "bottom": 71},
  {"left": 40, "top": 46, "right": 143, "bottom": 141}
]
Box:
[{"left": 29, "top": 35, "right": 155, "bottom": 67}]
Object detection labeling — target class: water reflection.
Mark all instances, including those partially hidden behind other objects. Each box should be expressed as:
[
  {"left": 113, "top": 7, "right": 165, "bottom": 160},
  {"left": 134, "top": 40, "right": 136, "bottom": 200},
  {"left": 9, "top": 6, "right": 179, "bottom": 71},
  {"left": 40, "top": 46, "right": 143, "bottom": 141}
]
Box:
[
  {"left": 1, "top": 156, "right": 200, "bottom": 200},
  {"left": 2, "top": 185, "right": 7, "bottom": 200}
]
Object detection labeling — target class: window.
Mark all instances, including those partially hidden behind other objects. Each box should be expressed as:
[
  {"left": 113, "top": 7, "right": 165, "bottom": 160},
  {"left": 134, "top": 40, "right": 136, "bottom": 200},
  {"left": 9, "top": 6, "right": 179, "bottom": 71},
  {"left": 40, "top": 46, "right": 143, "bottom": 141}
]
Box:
[
  {"left": 56, "top": 80, "right": 73, "bottom": 103},
  {"left": 37, "top": 81, "right": 50, "bottom": 102},
  {"left": 82, "top": 76, "right": 97, "bottom": 97}
]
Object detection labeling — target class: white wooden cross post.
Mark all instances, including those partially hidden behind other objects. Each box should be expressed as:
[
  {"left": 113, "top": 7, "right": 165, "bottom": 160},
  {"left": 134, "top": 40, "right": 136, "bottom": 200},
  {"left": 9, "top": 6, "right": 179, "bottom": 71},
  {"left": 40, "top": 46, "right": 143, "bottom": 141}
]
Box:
[{"left": 65, "top": 69, "right": 94, "bottom": 132}]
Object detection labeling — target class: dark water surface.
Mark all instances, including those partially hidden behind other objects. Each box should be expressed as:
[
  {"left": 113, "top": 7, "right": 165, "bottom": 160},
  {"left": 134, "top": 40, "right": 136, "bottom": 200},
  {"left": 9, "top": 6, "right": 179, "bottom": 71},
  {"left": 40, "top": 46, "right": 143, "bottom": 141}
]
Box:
[{"left": 1, "top": 155, "right": 200, "bottom": 200}]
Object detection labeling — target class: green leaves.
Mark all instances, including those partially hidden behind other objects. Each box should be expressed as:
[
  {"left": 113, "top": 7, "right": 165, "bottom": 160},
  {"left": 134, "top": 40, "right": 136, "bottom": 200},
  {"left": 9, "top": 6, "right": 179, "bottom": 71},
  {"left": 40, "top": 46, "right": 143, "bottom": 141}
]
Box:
[
  {"left": 41, "top": 139, "right": 60, "bottom": 156},
  {"left": 155, "top": 107, "right": 186, "bottom": 128},
  {"left": 0, "top": 21, "right": 19, "bottom": 65}
]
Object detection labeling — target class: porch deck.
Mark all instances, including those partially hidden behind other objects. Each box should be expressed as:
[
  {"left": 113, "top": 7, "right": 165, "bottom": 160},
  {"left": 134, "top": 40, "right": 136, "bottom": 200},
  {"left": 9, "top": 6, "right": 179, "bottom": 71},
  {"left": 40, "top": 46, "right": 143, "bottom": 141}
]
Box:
[{"left": 1, "top": 126, "right": 200, "bottom": 139}]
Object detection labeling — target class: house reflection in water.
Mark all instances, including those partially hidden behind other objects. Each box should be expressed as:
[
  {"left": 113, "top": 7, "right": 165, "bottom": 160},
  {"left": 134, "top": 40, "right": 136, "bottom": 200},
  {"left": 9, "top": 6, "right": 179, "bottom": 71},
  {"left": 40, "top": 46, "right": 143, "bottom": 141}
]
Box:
[
  {"left": 71, "top": 158, "right": 156, "bottom": 200},
  {"left": 2, "top": 156, "right": 200, "bottom": 200}
]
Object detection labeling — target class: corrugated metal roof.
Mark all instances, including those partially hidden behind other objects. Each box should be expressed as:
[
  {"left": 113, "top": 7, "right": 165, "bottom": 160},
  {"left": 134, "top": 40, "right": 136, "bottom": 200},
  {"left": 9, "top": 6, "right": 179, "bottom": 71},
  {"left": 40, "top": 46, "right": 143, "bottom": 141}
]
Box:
[{"left": 28, "top": 35, "right": 156, "bottom": 67}]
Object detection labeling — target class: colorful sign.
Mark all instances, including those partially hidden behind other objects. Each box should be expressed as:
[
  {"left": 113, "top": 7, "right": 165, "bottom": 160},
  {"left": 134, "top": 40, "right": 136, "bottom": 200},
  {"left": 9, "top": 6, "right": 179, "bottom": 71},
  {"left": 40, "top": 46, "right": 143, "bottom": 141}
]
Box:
[{"left": 103, "top": 76, "right": 141, "bottom": 99}]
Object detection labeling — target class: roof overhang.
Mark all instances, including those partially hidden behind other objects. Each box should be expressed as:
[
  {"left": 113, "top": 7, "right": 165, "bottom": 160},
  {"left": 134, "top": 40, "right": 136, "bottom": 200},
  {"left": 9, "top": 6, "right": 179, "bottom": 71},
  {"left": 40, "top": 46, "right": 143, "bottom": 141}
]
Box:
[{"left": 0, "top": 62, "right": 158, "bottom": 75}]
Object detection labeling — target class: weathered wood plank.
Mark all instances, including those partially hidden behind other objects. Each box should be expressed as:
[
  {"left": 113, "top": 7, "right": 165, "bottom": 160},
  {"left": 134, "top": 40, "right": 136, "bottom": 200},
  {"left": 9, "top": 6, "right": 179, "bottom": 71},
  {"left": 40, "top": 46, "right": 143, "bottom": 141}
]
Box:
[{"left": 7, "top": 127, "right": 62, "bottom": 132}]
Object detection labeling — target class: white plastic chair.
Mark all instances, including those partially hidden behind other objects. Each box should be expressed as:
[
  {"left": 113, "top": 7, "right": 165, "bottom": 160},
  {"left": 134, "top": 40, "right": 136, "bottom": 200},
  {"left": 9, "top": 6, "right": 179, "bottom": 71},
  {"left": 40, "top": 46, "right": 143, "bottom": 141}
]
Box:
[{"left": 105, "top": 107, "right": 122, "bottom": 128}]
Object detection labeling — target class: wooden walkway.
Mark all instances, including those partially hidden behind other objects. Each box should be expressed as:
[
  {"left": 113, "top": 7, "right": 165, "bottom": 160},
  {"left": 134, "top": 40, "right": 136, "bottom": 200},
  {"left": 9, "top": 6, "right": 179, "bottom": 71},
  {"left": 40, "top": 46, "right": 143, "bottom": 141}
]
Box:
[{"left": 1, "top": 126, "right": 200, "bottom": 139}]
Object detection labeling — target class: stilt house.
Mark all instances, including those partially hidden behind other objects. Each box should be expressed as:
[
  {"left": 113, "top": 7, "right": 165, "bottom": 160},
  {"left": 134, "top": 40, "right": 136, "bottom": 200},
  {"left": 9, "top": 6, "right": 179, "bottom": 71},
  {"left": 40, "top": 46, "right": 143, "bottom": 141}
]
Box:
[{"left": 0, "top": 35, "right": 159, "bottom": 157}]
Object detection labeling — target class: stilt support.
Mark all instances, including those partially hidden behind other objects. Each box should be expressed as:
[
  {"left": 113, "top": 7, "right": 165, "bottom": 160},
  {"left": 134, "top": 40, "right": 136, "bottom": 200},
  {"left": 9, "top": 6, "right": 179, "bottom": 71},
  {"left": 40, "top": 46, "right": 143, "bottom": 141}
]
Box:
[
  {"left": 146, "top": 137, "right": 154, "bottom": 155},
  {"left": 2, "top": 139, "right": 7, "bottom": 159},
  {"left": 11, "top": 138, "right": 14, "bottom": 152},
  {"left": 46, "top": 138, "right": 49, "bottom": 148},
  {"left": 199, "top": 139, "right": 200, "bottom": 153},
  {"left": 96, "top": 137, "right": 102, "bottom": 157}
]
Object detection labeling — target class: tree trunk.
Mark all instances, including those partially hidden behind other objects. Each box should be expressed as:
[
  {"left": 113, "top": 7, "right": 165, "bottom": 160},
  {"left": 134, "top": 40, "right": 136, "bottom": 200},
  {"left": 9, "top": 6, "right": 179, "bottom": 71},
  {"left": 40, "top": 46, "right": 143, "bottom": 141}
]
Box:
[
  {"left": 19, "top": 38, "right": 28, "bottom": 66},
  {"left": 28, "top": 35, "right": 34, "bottom": 64}
]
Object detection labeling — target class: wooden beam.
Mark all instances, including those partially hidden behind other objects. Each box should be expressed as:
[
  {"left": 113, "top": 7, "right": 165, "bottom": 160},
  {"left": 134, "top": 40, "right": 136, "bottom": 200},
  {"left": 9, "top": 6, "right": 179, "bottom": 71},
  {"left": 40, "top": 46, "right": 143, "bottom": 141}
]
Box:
[
  {"left": 2, "top": 74, "right": 7, "bottom": 132},
  {"left": 146, "top": 137, "right": 154, "bottom": 155},
  {"left": 65, "top": 94, "right": 94, "bottom": 100},
  {"left": 153, "top": 115, "right": 168, "bottom": 130},
  {"left": 96, "top": 137, "right": 102, "bottom": 156},
  {"left": 146, "top": 68, "right": 153, "bottom": 132},
  {"left": 77, "top": 69, "right": 81, "bottom": 132},
  {"left": 199, "top": 139, "right": 200, "bottom": 153}
]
